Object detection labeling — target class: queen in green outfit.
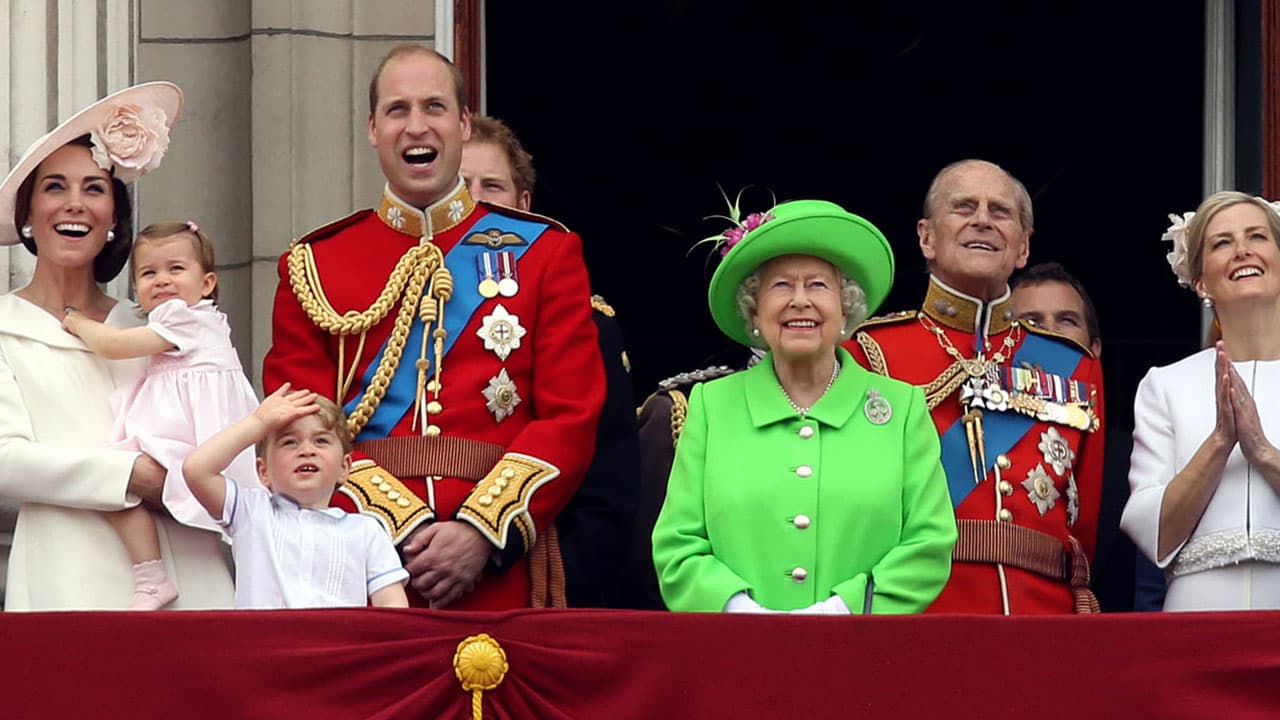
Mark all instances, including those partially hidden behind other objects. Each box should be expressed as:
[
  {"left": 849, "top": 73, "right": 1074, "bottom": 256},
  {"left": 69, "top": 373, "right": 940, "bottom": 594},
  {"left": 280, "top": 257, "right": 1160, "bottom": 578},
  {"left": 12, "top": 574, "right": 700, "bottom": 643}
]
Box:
[{"left": 652, "top": 200, "right": 957, "bottom": 614}]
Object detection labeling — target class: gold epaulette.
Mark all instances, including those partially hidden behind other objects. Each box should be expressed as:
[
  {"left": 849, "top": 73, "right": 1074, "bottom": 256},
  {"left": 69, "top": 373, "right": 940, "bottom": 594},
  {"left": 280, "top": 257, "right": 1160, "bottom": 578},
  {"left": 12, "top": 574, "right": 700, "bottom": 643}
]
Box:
[
  {"left": 854, "top": 309, "right": 917, "bottom": 332},
  {"left": 1018, "top": 319, "right": 1096, "bottom": 358},
  {"left": 287, "top": 209, "right": 373, "bottom": 249},
  {"left": 337, "top": 459, "right": 434, "bottom": 544},
  {"left": 636, "top": 388, "right": 691, "bottom": 446},
  {"left": 477, "top": 200, "right": 569, "bottom": 233},
  {"left": 456, "top": 453, "right": 560, "bottom": 550},
  {"left": 590, "top": 294, "right": 616, "bottom": 317}
]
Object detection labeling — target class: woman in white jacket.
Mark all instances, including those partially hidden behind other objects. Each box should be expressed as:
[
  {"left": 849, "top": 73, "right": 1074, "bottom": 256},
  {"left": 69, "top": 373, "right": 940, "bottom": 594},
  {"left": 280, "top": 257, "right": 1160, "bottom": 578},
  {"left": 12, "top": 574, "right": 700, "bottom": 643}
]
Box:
[
  {"left": 1122, "top": 191, "right": 1280, "bottom": 611},
  {"left": 0, "top": 83, "right": 232, "bottom": 610}
]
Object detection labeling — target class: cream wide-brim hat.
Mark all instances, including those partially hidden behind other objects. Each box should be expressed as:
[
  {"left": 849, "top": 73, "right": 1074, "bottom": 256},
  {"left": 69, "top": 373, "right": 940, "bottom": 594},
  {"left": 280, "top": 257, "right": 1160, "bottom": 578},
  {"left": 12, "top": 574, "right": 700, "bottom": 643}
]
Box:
[{"left": 0, "top": 81, "right": 183, "bottom": 246}]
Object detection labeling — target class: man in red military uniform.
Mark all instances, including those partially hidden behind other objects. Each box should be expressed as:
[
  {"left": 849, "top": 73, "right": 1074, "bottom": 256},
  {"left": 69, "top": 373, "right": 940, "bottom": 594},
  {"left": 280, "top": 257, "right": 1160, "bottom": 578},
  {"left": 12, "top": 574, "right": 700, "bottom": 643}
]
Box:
[
  {"left": 845, "top": 159, "right": 1104, "bottom": 614},
  {"left": 262, "top": 45, "right": 605, "bottom": 610}
]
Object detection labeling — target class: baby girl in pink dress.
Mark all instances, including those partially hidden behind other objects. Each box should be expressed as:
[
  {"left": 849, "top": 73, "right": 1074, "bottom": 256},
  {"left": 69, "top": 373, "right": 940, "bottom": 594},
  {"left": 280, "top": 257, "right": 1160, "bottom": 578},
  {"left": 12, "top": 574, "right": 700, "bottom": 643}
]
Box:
[{"left": 63, "top": 220, "right": 258, "bottom": 609}]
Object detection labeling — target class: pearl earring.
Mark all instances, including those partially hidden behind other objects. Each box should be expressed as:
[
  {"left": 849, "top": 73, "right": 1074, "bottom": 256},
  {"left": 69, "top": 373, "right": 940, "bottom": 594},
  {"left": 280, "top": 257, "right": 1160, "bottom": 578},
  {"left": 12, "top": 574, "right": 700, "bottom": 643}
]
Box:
[
  {"left": 751, "top": 327, "right": 761, "bottom": 337},
  {"left": 1202, "top": 296, "right": 1213, "bottom": 309},
  {"left": 20, "top": 224, "right": 32, "bottom": 239},
  {"left": 106, "top": 230, "right": 115, "bottom": 243}
]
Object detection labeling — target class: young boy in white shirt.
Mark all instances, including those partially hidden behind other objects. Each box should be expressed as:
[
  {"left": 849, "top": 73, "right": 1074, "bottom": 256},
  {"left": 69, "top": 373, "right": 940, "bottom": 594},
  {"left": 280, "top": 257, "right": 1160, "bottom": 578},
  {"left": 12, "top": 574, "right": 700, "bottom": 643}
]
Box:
[{"left": 183, "top": 384, "right": 409, "bottom": 608}]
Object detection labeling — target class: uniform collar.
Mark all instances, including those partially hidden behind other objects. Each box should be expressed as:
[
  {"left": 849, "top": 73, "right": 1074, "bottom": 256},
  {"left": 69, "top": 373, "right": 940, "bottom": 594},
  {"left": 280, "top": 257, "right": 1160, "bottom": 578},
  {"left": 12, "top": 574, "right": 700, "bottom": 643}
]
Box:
[
  {"left": 375, "top": 179, "right": 476, "bottom": 239},
  {"left": 921, "top": 275, "right": 1015, "bottom": 336},
  {"left": 745, "top": 346, "right": 865, "bottom": 428}
]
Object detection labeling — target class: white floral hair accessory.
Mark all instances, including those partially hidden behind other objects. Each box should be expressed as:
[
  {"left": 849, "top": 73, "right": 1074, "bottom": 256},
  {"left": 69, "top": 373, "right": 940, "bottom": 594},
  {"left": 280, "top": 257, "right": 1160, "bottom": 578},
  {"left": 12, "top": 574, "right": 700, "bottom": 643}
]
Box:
[
  {"left": 88, "top": 103, "right": 172, "bottom": 183},
  {"left": 1162, "top": 211, "right": 1195, "bottom": 288},
  {"left": 1162, "top": 197, "right": 1280, "bottom": 288}
]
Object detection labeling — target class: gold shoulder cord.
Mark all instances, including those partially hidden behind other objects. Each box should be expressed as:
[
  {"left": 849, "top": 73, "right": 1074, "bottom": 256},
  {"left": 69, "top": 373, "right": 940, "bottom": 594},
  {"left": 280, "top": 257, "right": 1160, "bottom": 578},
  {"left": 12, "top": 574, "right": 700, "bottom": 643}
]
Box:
[
  {"left": 287, "top": 241, "right": 449, "bottom": 436},
  {"left": 854, "top": 331, "right": 889, "bottom": 377},
  {"left": 668, "top": 389, "right": 688, "bottom": 446}
]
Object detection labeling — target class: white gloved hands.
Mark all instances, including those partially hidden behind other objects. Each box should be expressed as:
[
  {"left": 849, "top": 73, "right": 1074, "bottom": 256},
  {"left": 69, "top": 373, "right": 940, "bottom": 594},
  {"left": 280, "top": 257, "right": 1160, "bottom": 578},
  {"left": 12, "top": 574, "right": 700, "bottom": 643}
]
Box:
[
  {"left": 789, "top": 595, "right": 852, "bottom": 615},
  {"left": 724, "top": 591, "right": 782, "bottom": 614}
]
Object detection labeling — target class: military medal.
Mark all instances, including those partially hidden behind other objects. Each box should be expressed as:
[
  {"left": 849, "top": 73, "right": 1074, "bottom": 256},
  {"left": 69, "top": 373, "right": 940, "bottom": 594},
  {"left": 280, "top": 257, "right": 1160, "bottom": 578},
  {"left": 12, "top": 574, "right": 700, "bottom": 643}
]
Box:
[
  {"left": 476, "top": 253, "right": 500, "bottom": 298},
  {"left": 476, "top": 304, "right": 527, "bottom": 361},
  {"left": 497, "top": 251, "right": 519, "bottom": 297},
  {"left": 864, "top": 389, "right": 892, "bottom": 425},
  {"left": 483, "top": 368, "right": 521, "bottom": 422}
]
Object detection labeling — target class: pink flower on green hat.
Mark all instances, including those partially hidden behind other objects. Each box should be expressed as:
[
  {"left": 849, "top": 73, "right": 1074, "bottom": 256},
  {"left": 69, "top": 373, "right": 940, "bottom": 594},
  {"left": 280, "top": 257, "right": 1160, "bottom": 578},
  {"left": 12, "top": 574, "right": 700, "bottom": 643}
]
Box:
[{"left": 719, "top": 211, "right": 773, "bottom": 256}]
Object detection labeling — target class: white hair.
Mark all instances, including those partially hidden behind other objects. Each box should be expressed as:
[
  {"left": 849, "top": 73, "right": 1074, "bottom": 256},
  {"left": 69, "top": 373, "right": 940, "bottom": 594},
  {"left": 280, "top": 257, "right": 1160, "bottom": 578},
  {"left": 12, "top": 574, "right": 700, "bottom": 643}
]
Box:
[{"left": 735, "top": 266, "right": 868, "bottom": 349}]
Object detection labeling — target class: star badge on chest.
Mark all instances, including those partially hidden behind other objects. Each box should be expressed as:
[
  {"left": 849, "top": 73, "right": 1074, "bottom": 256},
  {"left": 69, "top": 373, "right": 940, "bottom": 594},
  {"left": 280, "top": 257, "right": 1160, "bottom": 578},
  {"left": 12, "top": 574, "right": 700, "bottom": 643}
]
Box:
[
  {"left": 477, "top": 304, "right": 527, "bottom": 361},
  {"left": 483, "top": 368, "right": 521, "bottom": 422}
]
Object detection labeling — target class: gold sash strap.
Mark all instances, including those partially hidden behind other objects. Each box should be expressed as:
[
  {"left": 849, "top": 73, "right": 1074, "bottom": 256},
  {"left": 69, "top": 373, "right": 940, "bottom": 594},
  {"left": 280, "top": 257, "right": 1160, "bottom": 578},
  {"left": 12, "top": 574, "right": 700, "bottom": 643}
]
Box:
[
  {"left": 354, "top": 436, "right": 506, "bottom": 480},
  {"left": 527, "top": 523, "right": 567, "bottom": 608},
  {"left": 953, "top": 519, "right": 1099, "bottom": 614}
]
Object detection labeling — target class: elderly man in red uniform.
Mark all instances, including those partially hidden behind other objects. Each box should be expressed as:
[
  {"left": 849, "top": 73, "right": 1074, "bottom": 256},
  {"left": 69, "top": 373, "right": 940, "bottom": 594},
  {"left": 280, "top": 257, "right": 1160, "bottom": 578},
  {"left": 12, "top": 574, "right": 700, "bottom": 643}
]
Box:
[
  {"left": 845, "top": 160, "right": 1104, "bottom": 614},
  {"left": 263, "top": 46, "right": 605, "bottom": 610}
]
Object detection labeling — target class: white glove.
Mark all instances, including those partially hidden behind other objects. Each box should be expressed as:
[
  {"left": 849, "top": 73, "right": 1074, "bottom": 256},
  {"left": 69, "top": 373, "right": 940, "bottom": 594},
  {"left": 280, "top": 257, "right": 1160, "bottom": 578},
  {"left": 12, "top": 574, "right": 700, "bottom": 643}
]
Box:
[
  {"left": 724, "top": 591, "right": 780, "bottom": 613},
  {"left": 789, "top": 595, "right": 852, "bottom": 615}
]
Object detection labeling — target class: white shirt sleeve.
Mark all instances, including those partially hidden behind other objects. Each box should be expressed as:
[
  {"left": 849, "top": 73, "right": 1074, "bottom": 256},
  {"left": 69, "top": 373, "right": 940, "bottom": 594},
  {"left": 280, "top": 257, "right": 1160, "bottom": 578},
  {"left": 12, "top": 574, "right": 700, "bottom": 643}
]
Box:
[{"left": 364, "top": 519, "right": 409, "bottom": 595}]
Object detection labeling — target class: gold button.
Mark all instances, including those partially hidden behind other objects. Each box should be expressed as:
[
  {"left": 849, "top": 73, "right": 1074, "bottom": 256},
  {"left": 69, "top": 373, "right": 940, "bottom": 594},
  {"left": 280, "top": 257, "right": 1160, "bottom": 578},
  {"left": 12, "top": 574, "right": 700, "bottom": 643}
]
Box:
[
  {"left": 998, "top": 509, "right": 1012, "bottom": 522},
  {"left": 790, "top": 567, "right": 808, "bottom": 583},
  {"left": 378, "top": 482, "right": 392, "bottom": 492},
  {"left": 1035, "top": 478, "right": 1050, "bottom": 495},
  {"left": 426, "top": 401, "right": 443, "bottom": 414},
  {"left": 478, "top": 495, "right": 492, "bottom": 506},
  {"left": 488, "top": 486, "right": 502, "bottom": 497},
  {"left": 795, "top": 465, "right": 813, "bottom": 478},
  {"left": 396, "top": 497, "right": 411, "bottom": 507},
  {"left": 798, "top": 426, "right": 815, "bottom": 439},
  {"left": 495, "top": 477, "right": 508, "bottom": 489},
  {"left": 386, "top": 490, "right": 400, "bottom": 501},
  {"left": 996, "top": 454, "right": 1012, "bottom": 470},
  {"left": 501, "top": 468, "right": 516, "bottom": 479},
  {"left": 998, "top": 481, "right": 1014, "bottom": 496},
  {"left": 427, "top": 380, "right": 441, "bottom": 392},
  {"left": 793, "top": 514, "right": 811, "bottom": 529},
  {"left": 425, "top": 425, "right": 441, "bottom": 437}
]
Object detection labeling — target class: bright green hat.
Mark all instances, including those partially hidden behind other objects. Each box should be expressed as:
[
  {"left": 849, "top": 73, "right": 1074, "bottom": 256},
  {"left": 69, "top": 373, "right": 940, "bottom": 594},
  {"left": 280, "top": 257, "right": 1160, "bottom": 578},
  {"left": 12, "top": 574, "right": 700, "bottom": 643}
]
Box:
[{"left": 707, "top": 199, "right": 895, "bottom": 347}]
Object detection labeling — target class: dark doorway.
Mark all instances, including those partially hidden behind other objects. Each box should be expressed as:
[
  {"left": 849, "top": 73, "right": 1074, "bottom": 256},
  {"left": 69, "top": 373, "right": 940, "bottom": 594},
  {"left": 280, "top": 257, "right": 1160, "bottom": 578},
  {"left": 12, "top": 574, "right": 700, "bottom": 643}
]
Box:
[{"left": 485, "top": 2, "right": 1206, "bottom": 430}]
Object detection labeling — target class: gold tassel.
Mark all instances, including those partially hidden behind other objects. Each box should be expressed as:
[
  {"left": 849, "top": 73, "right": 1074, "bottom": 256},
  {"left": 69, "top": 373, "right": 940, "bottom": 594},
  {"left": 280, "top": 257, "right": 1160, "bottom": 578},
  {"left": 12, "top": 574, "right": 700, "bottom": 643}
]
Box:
[{"left": 454, "top": 634, "right": 507, "bottom": 720}]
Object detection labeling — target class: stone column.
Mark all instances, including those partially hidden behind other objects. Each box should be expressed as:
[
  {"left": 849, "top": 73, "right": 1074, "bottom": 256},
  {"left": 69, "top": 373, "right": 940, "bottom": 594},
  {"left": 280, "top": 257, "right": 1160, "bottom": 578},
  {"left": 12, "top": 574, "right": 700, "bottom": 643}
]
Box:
[
  {"left": 137, "top": 0, "right": 254, "bottom": 371},
  {"left": 248, "top": 0, "right": 436, "bottom": 391}
]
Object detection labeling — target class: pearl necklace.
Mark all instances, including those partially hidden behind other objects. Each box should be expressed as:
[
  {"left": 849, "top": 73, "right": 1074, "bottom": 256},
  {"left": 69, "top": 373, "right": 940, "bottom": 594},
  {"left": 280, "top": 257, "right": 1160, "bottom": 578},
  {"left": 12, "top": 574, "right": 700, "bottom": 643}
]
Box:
[{"left": 780, "top": 360, "right": 840, "bottom": 416}]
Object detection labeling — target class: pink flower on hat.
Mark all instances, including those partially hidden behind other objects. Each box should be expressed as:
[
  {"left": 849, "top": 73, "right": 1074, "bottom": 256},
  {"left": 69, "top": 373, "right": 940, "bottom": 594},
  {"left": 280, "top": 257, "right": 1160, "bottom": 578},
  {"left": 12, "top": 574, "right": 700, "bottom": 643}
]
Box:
[
  {"left": 88, "top": 103, "right": 171, "bottom": 183},
  {"left": 719, "top": 212, "right": 774, "bottom": 256}
]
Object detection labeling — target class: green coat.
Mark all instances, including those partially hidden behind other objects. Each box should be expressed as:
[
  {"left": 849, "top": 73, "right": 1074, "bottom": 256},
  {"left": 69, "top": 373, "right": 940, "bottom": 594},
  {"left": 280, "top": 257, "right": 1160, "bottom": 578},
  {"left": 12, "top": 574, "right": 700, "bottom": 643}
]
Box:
[{"left": 652, "top": 347, "right": 956, "bottom": 613}]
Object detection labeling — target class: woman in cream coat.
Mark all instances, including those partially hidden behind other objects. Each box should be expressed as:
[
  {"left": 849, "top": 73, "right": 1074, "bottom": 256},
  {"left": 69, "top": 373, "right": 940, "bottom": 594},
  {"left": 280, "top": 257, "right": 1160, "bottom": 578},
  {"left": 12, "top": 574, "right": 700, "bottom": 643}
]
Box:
[
  {"left": 1122, "top": 192, "right": 1280, "bottom": 610},
  {"left": 652, "top": 200, "right": 956, "bottom": 614},
  {"left": 0, "top": 83, "right": 232, "bottom": 610}
]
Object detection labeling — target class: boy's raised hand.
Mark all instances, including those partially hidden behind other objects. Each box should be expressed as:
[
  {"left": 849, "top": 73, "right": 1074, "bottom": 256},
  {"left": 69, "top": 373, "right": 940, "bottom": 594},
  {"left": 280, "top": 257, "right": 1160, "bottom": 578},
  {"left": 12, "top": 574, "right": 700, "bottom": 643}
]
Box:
[{"left": 254, "top": 382, "right": 321, "bottom": 433}]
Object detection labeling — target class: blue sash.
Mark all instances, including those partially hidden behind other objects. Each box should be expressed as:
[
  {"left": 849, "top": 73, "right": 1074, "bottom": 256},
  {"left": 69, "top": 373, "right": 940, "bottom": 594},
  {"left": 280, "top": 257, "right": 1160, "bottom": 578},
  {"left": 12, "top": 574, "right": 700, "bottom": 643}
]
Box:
[
  {"left": 938, "top": 332, "right": 1084, "bottom": 507},
  {"left": 347, "top": 213, "right": 550, "bottom": 440}
]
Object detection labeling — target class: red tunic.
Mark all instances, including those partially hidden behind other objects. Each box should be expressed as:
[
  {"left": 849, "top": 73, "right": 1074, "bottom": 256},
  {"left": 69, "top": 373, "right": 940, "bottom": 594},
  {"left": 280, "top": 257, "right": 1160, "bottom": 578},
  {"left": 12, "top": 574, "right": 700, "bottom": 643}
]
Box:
[
  {"left": 263, "top": 182, "right": 605, "bottom": 610},
  {"left": 845, "top": 276, "right": 1104, "bottom": 614}
]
